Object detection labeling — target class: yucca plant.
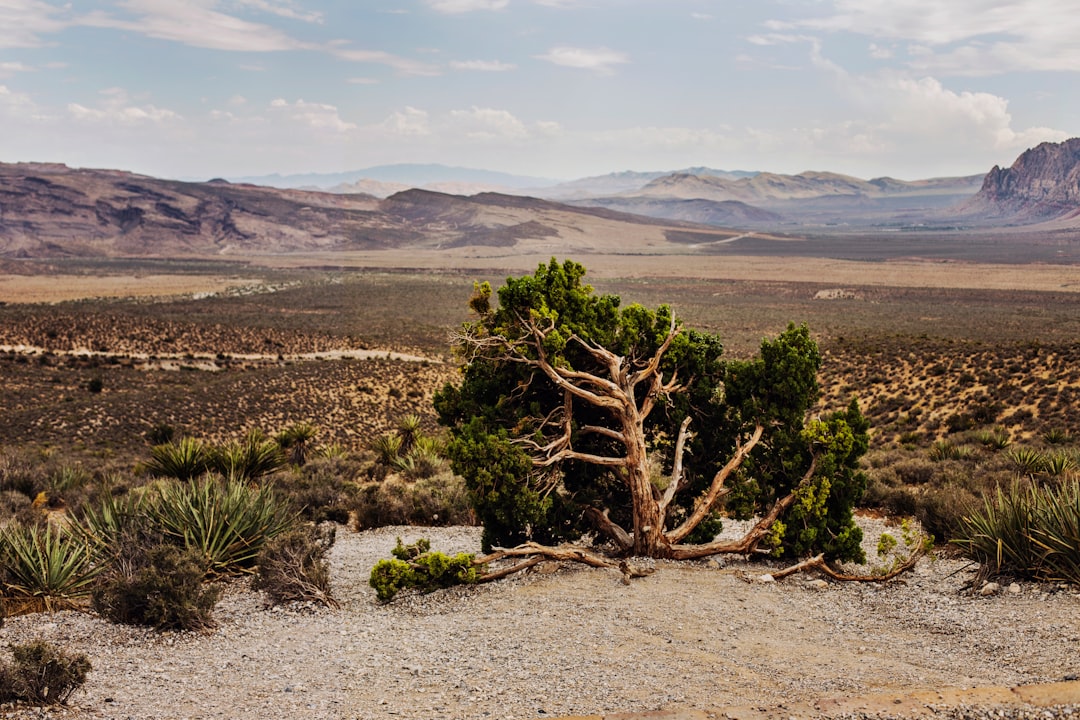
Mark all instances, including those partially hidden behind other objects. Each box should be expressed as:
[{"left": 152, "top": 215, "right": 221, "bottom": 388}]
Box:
[
  {"left": 69, "top": 492, "right": 148, "bottom": 555},
  {"left": 1043, "top": 452, "right": 1076, "bottom": 479},
  {"left": 276, "top": 422, "right": 319, "bottom": 466},
  {"left": 372, "top": 433, "right": 403, "bottom": 466},
  {"left": 1007, "top": 447, "right": 1047, "bottom": 478},
  {"left": 397, "top": 415, "right": 423, "bottom": 454},
  {"left": 976, "top": 428, "right": 1012, "bottom": 450},
  {"left": 213, "top": 430, "right": 286, "bottom": 483},
  {"left": 0, "top": 522, "right": 99, "bottom": 615},
  {"left": 954, "top": 482, "right": 1046, "bottom": 579},
  {"left": 145, "top": 437, "right": 212, "bottom": 482},
  {"left": 1030, "top": 480, "right": 1080, "bottom": 584},
  {"left": 1042, "top": 428, "right": 1072, "bottom": 446},
  {"left": 147, "top": 477, "right": 295, "bottom": 575}
]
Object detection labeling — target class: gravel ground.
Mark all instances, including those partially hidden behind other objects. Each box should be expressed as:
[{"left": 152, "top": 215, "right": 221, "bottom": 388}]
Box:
[{"left": 2, "top": 520, "right": 1079, "bottom": 720}]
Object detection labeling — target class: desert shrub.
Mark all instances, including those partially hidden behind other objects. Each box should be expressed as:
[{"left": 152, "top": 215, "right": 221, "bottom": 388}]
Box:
[
  {"left": 976, "top": 428, "right": 1012, "bottom": 450},
  {"left": 1007, "top": 447, "right": 1048, "bottom": 478},
  {"left": 148, "top": 477, "right": 295, "bottom": 575},
  {"left": 0, "top": 489, "right": 31, "bottom": 519},
  {"left": 92, "top": 540, "right": 219, "bottom": 631},
  {"left": 372, "top": 433, "right": 403, "bottom": 466},
  {"left": 212, "top": 429, "right": 287, "bottom": 483},
  {"left": 393, "top": 445, "right": 445, "bottom": 480},
  {"left": 145, "top": 422, "right": 176, "bottom": 445},
  {"left": 274, "top": 459, "right": 358, "bottom": 524},
  {"left": 1042, "top": 428, "right": 1071, "bottom": 446},
  {"left": 145, "top": 437, "right": 212, "bottom": 482},
  {"left": 0, "top": 522, "right": 98, "bottom": 615},
  {"left": 352, "top": 472, "right": 473, "bottom": 530},
  {"left": 891, "top": 458, "right": 937, "bottom": 486},
  {"left": 0, "top": 640, "right": 91, "bottom": 705},
  {"left": 276, "top": 422, "right": 319, "bottom": 466},
  {"left": 369, "top": 537, "right": 479, "bottom": 602},
  {"left": 252, "top": 524, "right": 338, "bottom": 608},
  {"left": 916, "top": 483, "right": 978, "bottom": 542},
  {"left": 0, "top": 449, "right": 44, "bottom": 499}
]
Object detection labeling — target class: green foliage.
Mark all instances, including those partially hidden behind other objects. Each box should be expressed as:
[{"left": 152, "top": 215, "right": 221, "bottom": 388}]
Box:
[
  {"left": 148, "top": 477, "right": 295, "bottom": 575},
  {"left": 0, "top": 522, "right": 99, "bottom": 615},
  {"left": 1007, "top": 447, "right": 1047, "bottom": 477},
  {"left": 955, "top": 480, "right": 1080, "bottom": 583},
  {"left": 351, "top": 473, "right": 473, "bottom": 530},
  {"left": 145, "top": 437, "right": 212, "bottom": 482},
  {"left": 976, "top": 428, "right": 1012, "bottom": 450},
  {"left": 253, "top": 524, "right": 338, "bottom": 608},
  {"left": 369, "top": 537, "right": 479, "bottom": 602},
  {"left": 436, "top": 259, "right": 868, "bottom": 560},
  {"left": 213, "top": 429, "right": 287, "bottom": 483},
  {"left": 276, "top": 421, "right": 319, "bottom": 466},
  {"left": 92, "top": 541, "right": 220, "bottom": 631},
  {"left": 0, "top": 641, "right": 91, "bottom": 706}
]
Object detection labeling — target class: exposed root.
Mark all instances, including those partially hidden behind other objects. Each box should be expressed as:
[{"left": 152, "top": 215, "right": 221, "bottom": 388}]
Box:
[{"left": 476, "top": 542, "right": 655, "bottom": 582}]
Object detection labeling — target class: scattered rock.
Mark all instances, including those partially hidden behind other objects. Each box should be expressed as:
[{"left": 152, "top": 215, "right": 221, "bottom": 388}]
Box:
[{"left": 981, "top": 582, "right": 1002, "bottom": 596}]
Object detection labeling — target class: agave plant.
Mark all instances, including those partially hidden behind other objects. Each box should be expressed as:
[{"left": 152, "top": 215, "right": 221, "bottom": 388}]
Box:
[
  {"left": 372, "top": 433, "right": 403, "bottom": 466},
  {"left": 1043, "top": 452, "right": 1076, "bottom": 479},
  {"left": 145, "top": 437, "right": 212, "bottom": 482},
  {"left": 954, "top": 482, "right": 1046, "bottom": 579},
  {"left": 0, "top": 522, "right": 99, "bottom": 614},
  {"left": 396, "top": 415, "right": 423, "bottom": 454},
  {"left": 975, "top": 428, "right": 1012, "bottom": 451},
  {"left": 69, "top": 492, "right": 149, "bottom": 555},
  {"left": 147, "top": 477, "right": 295, "bottom": 575},
  {"left": 1042, "top": 428, "right": 1072, "bottom": 446},
  {"left": 1030, "top": 480, "right": 1080, "bottom": 584},
  {"left": 214, "top": 429, "right": 286, "bottom": 483}
]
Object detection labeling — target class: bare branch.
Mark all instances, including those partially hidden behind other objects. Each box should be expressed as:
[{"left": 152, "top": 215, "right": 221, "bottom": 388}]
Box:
[
  {"left": 584, "top": 506, "right": 633, "bottom": 551},
  {"left": 534, "top": 449, "right": 627, "bottom": 468},
  {"left": 666, "top": 424, "right": 765, "bottom": 545},
  {"left": 628, "top": 313, "right": 680, "bottom": 390},
  {"left": 768, "top": 545, "right": 925, "bottom": 582},
  {"left": 668, "top": 453, "right": 818, "bottom": 560},
  {"left": 579, "top": 424, "right": 626, "bottom": 443},
  {"left": 657, "top": 416, "right": 694, "bottom": 516},
  {"left": 476, "top": 542, "right": 653, "bottom": 578}
]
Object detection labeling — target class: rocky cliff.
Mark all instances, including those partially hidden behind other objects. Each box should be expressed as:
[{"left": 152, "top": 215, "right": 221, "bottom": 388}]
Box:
[{"left": 964, "top": 138, "right": 1080, "bottom": 222}]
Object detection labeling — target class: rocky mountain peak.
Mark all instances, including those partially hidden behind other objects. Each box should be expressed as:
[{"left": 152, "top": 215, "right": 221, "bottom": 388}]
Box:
[{"left": 972, "top": 138, "right": 1080, "bottom": 219}]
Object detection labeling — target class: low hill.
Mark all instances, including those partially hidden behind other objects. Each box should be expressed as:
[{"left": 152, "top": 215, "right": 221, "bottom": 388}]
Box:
[{"left": 0, "top": 162, "right": 744, "bottom": 260}]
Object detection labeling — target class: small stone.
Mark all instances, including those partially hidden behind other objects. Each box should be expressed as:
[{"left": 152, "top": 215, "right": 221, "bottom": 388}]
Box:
[
  {"left": 1008, "top": 582, "right": 1021, "bottom": 594},
  {"left": 807, "top": 579, "right": 828, "bottom": 590},
  {"left": 979, "top": 582, "right": 1001, "bottom": 596},
  {"left": 758, "top": 574, "right": 775, "bottom": 583}
]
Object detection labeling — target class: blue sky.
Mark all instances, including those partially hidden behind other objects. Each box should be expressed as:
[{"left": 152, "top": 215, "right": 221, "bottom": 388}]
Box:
[{"left": 0, "top": 0, "right": 1076, "bottom": 181}]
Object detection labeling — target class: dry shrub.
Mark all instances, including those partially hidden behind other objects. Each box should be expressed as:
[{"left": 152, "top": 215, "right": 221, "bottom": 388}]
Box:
[
  {"left": 0, "top": 640, "right": 91, "bottom": 706},
  {"left": 92, "top": 537, "right": 219, "bottom": 631},
  {"left": 352, "top": 472, "right": 473, "bottom": 530},
  {"left": 253, "top": 524, "right": 339, "bottom": 608}
]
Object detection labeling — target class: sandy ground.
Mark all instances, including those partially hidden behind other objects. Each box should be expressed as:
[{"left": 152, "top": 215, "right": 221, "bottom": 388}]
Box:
[{"left": 0, "top": 275, "right": 261, "bottom": 304}]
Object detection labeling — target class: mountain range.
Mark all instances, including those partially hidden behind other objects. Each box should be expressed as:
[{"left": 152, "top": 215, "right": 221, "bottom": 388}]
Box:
[{"left": 1, "top": 139, "right": 1079, "bottom": 262}]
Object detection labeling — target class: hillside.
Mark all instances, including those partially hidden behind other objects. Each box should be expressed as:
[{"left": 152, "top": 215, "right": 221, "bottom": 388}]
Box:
[
  {"left": 0, "top": 162, "right": 742, "bottom": 260},
  {"left": 957, "top": 138, "right": 1080, "bottom": 224}
]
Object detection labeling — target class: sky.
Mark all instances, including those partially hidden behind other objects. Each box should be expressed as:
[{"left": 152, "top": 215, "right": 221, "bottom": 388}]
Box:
[{"left": 0, "top": 0, "right": 1077, "bottom": 182}]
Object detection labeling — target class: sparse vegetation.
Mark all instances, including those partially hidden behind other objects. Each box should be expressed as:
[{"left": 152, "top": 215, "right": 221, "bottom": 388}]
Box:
[{"left": 0, "top": 640, "right": 91, "bottom": 706}]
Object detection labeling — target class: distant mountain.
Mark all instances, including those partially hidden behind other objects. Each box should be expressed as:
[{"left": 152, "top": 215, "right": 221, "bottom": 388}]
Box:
[
  {"left": 565, "top": 197, "right": 783, "bottom": 226},
  {"left": 538, "top": 167, "right": 758, "bottom": 199},
  {"left": 230, "top": 164, "right": 559, "bottom": 191},
  {"left": 957, "top": 138, "right": 1080, "bottom": 224},
  {"left": 0, "top": 162, "right": 741, "bottom": 260}
]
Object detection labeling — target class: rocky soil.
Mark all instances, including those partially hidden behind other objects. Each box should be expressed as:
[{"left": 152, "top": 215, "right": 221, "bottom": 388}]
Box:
[{"left": 2, "top": 520, "right": 1079, "bottom": 720}]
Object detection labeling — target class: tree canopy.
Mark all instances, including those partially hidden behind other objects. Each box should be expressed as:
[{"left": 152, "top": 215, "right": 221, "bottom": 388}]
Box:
[{"left": 434, "top": 258, "right": 869, "bottom": 562}]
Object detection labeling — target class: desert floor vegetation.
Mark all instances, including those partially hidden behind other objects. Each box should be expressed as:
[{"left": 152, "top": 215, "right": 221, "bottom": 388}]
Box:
[{"left": 2, "top": 259, "right": 1080, "bottom": 713}]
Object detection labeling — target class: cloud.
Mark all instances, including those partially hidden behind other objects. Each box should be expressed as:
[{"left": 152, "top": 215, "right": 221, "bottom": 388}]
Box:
[
  {"left": 81, "top": 0, "right": 306, "bottom": 52},
  {"left": 381, "top": 107, "right": 431, "bottom": 136},
  {"left": 0, "top": 61, "right": 34, "bottom": 77},
  {"left": 450, "top": 59, "right": 517, "bottom": 71},
  {"left": 269, "top": 98, "right": 356, "bottom": 132},
  {"left": 233, "top": 0, "right": 324, "bottom": 23},
  {"left": 346, "top": 77, "right": 380, "bottom": 85},
  {"left": 0, "top": 0, "right": 69, "bottom": 48},
  {"left": 425, "top": 0, "right": 508, "bottom": 12},
  {"left": 0, "top": 84, "right": 36, "bottom": 114},
  {"left": 448, "top": 107, "right": 530, "bottom": 140},
  {"left": 536, "top": 46, "right": 629, "bottom": 74},
  {"left": 331, "top": 48, "right": 441, "bottom": 76},
  {"left": 789, "top": 0, "right": 1080, "bottom": 75}
]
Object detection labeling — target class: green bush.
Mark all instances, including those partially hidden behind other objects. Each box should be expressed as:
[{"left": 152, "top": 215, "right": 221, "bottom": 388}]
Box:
[
  {"left": 274, "top": 457, "right": 360, "bottom": 524},
  {"left": 369, "top": 537, "right": 480, "bottom": 602},
  {"left": 92, "top": 540, "right": 219, "bottom": 631},
  {"left": 0, "top": 522, "right": 98, "bottom": 615},
  {"left": 145, "top": 437, "right": 212, "bottom": 481},
  {"left": 212, "top": 429, "right": 287, "bottom": 483},
  {"left": 0, "top": 640, "right": 91, "bottom": 705},
  {"left": 253, "top": 524, "right": 338, "bottom": 608}
]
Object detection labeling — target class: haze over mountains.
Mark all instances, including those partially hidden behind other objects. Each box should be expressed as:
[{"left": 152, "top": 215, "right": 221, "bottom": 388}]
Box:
[{"left": 1, "top": 139, "right": 1078, "bottom": 263}]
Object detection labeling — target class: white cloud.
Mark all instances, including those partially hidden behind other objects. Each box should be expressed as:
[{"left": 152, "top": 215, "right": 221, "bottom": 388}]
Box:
[
  {"left": 68, "top": 102, "right": 180, "bottom": 125},
  {"left": 0, "top": 61, "right": 33, "bottom": 77},
  {"left": 346, "top": 77, "right": 379, "bottom": 85},
  {"left": 233, "top": 0, "right": 324, "bottom": 23},
  {"left": 0, "top": 84, "right": 36, "bottom": 114},
  {"left": 691, "top": 13, "right": 714, "bottom": 21},
  {"left": 536, "top": 46, "right": 629, "bottom": 74},
  {"left": 792, "top": 0, "right": 1080, "bottom": 75},
  {"left": 269, "top": 98, "right": 356, "bottom": 132},
  {"left": 331, "top": 48, "right": 440, "bottom": 76},
  {"left": 593, "top": 125, "right": 729, "bottom": 151},
  {"left": 0, "top": 0, "right": 68, "bottom": 49},
  {"left": 868, "top": 43, "right": 893, "bottom": 59},
  {"left": 426, "top": 0, "right": 508, "bottom": 12},
  {"left": 450, "top": 59, "right": 517, "bottom": 71},
  {"left": 81, "top": 0, "right": 305, "bottom": 52},
  {"left": 448, "top": 107, "right": 529, "bottom": 140},
  {"left": 381, "top": 106, "right": 431, "bottom": 136}
]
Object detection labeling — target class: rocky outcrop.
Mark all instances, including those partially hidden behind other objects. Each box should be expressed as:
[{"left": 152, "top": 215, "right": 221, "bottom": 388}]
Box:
[{"left": 964, "top": 138, "right": 1080, "bottom": 222}]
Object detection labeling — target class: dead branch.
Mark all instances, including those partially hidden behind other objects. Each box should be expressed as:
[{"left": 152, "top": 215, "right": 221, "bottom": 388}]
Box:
[
  {"left": 769, "top": 544, "right": 926, "bottom": 582},
  {"left": 478, "top": 555, "right": 544, "bottom": 583},
  {"left": 477, "top": 542, "right": 654, "bottom": 579},
  {"left": 658, "top": 415, "right": 694, "bottom": 516},
  {"left": 584, "top": 506, "right": 633, "bottom": 551},
  {"left": 666, "top": 424, "right": 765, "bottom": 545}
]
